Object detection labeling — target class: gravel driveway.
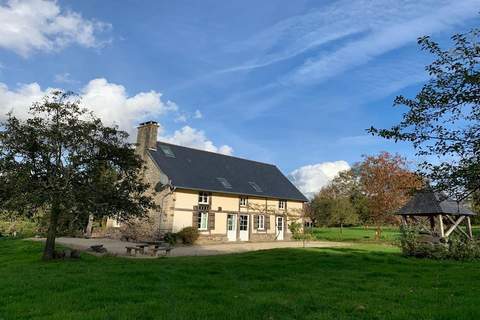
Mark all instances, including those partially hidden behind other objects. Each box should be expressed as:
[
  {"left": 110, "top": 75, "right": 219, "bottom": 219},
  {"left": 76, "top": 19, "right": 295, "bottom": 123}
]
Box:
[{"left": 30, "top": 237, "right": 351, "bottom": 258}]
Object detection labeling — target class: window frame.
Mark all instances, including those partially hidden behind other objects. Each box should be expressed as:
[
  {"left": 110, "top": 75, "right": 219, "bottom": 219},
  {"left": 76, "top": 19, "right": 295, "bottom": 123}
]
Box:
[
  {"left": 239, "top": 196, "right": 248, "bottom": 207},
  {"left": 198, "top": 211, "right": 208, "bottom": 230},
  {"left": 198, "top": 192, "right": 209, "bottom": 205},
  {"left": 279, "top": 200, "right": 286, "bottom": 210},
  {"left": 258, "top": 214, "right": 265, "bottom": 230}
]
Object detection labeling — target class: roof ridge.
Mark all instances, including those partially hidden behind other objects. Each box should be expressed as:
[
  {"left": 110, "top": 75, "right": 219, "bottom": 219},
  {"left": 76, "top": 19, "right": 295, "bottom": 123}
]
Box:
[{"left": 156, "top": 140, "right": 277, "bottom": 167}]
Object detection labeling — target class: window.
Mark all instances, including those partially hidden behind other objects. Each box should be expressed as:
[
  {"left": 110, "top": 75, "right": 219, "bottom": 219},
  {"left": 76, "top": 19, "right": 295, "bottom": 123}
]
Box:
[
  {"left": 248, "top": 181, "right": 263, "bottom": 192},
  {"left": 239, "top": 196, "right": 248, "bottom": 206},
  {"left": 257, "top": 215, "right": 265, "bottom": 230},
  {"left": 217, "top": 177, "right": 232, "bottom": 189},
  {"left": 160, "top": 145, "right": 175, "bottom": 158},
  {"left": 239, "top": 215, "right": 248, "bottom": 231},
  {"left": 279, "top": 200, "right": 286, "bottom": 209},
  {"left": 198, "top": 192, "right": 209, "bottom": 204},
  {"left": 197, "top": 212, "right": 208, "bottom": 230}
]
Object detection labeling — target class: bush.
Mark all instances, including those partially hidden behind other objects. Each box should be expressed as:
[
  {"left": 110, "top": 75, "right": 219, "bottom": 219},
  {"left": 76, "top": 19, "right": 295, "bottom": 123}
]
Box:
[
  {"left": 288, "top": 222, "right": 302, "bottom": 240},
  {"left": 163, "top": 232, "right": 177, "bottom": 246},
  {"left": 177, "top": 227, "right": 199, "bottom": 245},
  {"left": 399, "top": 225, "right": 480, "bottom": 260},
  {"left": 0, "top": 219, "right": 40, "bottom": 238}
]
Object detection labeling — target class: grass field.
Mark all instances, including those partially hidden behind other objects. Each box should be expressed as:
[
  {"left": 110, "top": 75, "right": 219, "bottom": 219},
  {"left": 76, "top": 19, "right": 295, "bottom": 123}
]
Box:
[
  {"left": 311, "top": 227, "right": 400, "bottom": 243},
  {"left": 1, "top": 239, "right": 480, "bottom": 319}
]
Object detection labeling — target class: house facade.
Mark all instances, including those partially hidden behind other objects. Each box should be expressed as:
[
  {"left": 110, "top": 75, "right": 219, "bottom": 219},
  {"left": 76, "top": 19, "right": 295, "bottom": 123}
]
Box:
[{"left": 107, "top": 121, "right": 308, "bottom": 243}]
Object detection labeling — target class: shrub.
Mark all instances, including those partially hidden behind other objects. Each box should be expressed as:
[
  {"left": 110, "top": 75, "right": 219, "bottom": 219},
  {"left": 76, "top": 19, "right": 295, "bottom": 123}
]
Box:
[
  {"left": 288, "top": 222, "right": 302, "bottom": 240},
  {"left": 0, "top": 219, "right": 40, "bottom": 238},
  {"left": 177, "top": 227, "right": 199, "bottom": 245},
  {"left": 399, "top": 225, "right": 480, "bottom": 260},
  {"left": 163, "top": 232, "right": 177, "bottom": 246}
]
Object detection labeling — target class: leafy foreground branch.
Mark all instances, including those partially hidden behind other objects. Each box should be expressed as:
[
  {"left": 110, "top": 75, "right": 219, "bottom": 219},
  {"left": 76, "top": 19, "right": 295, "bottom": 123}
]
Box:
[
  {"left": 369, "top": 28, "right": 480, "bottom": 200},
  {"left": 0, "top": 91, "right": 155, "bottom": 260}
]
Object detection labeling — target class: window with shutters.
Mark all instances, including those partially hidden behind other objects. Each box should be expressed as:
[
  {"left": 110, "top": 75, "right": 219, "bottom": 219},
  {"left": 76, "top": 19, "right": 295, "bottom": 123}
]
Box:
[
  {"left": 197, "top": 211, "right": 208, "bottom": 230},
  {"left": 258, "top": 214, "right": 265, "bottom": 230},
  {"left": 198, "top": 192, "right": 209, "bottom": 205},
  {"left": 239, "top": 196, "right": 248, "bottom": 206},
  {"left": 279, "top": 200, "right": 286, "bottom": 209}
]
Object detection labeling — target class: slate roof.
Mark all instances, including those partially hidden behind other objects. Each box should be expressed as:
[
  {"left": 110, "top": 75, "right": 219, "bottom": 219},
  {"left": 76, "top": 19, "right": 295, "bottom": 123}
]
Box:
[
  {"left": 398, "top": 190, "right": 475, "bottom": 216},
  {"left": 148, "top": 142, "right": 308, "bottom": 202}
]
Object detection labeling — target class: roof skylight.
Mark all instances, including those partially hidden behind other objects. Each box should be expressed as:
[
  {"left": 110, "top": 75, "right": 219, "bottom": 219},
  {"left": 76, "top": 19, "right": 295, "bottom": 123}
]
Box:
[
  {"left": 160, "top": 145, "right": 175, "bottom": 158},
  {"left": 248, "top": 181, "right": 263, "bottom": 192},
  {"left": 217, "top": 177, "right": 232, "bottom": 189}
]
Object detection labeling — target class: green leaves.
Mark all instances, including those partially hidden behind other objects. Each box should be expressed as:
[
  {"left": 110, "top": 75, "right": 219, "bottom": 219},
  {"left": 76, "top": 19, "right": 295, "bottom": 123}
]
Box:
[
  {"left": 369, "top": 28, "right": 480, "bottom": 201},
  {"left": 0, "top": 91, "right": 155, "bottom": 235}
]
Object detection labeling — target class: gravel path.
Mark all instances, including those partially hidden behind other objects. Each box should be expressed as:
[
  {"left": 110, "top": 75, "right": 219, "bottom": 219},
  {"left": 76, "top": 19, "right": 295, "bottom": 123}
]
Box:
[{"left": 29, "top": 237, "right": 351, "bottom": 258}]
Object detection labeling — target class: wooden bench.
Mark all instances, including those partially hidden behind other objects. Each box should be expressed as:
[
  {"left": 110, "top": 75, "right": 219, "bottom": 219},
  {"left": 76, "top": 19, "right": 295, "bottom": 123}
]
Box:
[
  {"left": 90, "top": 245, "right": 107, "bottom": 253},
  {"left": 135, "top": 244, "right": 149, "bottom": 255},
  {"left": 125, "top": 246, "right": 141, "bottom": 256},
  {"left": 149, "top": 246, "right": 172, "bottom": 257}
]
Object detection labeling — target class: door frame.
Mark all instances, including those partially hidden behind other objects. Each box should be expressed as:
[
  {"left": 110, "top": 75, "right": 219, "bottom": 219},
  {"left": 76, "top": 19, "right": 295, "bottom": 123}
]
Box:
[
  {"left": 227, "top": 214, "right": 237, "bottom": 241},
  {"left": 276, "top": 216, "right": 284, "bottom": 240},
  {"left": 239, "top": 214, "right": 249, "bottom": 241}
]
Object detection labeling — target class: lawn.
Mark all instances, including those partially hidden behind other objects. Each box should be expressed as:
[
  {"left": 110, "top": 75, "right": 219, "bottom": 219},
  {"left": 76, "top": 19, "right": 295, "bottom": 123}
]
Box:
[
  {"left": 1, "top": 240, "right": 480, "bottom": 319},
  {"left": 311, "top": 226, "right": 400, "bottom": 243}
]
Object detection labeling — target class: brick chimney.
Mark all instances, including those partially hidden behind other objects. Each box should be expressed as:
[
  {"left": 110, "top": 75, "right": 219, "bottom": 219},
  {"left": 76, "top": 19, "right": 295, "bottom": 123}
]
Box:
[{"left": 136, "top": 121, "right": 159, "bottom": 153}]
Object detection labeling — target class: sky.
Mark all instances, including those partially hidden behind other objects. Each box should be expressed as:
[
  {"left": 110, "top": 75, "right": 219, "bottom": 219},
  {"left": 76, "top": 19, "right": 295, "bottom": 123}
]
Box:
[{"left": 0, "top": 0, "right": 479, "bottom": 197}]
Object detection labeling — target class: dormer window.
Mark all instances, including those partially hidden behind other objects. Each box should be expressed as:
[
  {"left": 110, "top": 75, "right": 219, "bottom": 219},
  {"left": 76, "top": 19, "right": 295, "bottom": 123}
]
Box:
[
  {"left": 279, "top": 200, "right": 286, "bottom": 210},
  {"left": 198, "top": 192, "right": 209, "bottom": 205}
]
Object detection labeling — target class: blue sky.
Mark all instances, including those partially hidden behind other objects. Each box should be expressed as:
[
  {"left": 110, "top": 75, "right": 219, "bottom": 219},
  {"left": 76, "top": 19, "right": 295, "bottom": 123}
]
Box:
[{"left": 0, "top": 0, "right": 479, "bottom": 196}]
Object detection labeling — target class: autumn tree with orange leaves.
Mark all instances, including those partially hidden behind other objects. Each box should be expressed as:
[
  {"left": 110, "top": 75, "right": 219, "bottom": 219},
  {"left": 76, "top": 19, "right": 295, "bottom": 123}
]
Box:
[{"left": 357, "top": 152, "right": 423, "bottom": 239}]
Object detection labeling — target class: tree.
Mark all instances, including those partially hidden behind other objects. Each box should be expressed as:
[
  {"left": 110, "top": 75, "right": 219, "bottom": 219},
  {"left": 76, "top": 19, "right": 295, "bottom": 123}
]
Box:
[
  {"left": 0, "top": 92, "right": 154, "bottom": 260},
  {"left": 357, "top": 152, "right": 423, "bottom": 239},
  {"left": 328, "top": 197, "right": 358, "bottom": 233},
  {"left": 310, "top": 183, "right": 359, "bottom": 231},
  {"left": 369, "top": 28, "right": 480, "bottom": 200}
]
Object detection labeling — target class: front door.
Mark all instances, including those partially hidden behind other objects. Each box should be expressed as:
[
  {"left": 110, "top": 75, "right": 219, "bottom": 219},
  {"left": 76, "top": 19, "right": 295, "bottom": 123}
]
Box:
[
  {"left": 276, "top": 216, "right": 284, "bottom": 240},
  {"left": 239, "top": 214, "right": 249, "bottom": 241},
  {"left": 227, "top": 214, "right": 237, "bottom": 241}
]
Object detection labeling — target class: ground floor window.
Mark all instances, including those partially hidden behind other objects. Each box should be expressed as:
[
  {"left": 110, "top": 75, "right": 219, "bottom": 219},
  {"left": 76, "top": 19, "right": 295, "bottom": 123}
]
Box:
[
  {"left": 257, "top": 215, "right": 265, "bottom": 230},
  {"left": 198, "top": 212, "right": 208, "bottom": 230}
]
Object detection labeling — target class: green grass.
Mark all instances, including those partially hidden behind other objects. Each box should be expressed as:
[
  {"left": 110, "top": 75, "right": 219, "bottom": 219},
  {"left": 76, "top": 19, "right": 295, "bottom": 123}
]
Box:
[
  {"left": 311, "top": 226, "right": 400, "bottom": 243},
  {"left": 1, "top": 240, "right": 480, "bottom": 319}
]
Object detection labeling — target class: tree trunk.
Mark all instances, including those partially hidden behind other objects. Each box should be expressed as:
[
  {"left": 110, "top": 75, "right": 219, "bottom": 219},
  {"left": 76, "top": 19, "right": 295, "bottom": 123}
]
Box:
[
  {"left": 42, "top": 203, "right": 60, "bottom": 261},
  {"left": 374, "top": 225, "right": 382, "bottom": 240},
  {"left": 340, "top": 223, "right": 343, "bottom": 234},
  {"left": 85, "top": 214, "right": 94, "bottom": 238}
]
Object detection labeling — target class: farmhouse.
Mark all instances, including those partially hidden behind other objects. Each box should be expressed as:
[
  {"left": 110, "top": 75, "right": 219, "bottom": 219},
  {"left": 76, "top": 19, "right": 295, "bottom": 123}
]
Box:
[{"left": 106, "top": 121, "right": 308, "bottom": 242}]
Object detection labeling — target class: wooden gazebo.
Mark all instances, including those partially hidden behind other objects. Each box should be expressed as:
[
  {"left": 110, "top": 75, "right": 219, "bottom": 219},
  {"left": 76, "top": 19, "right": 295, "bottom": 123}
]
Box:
[{"left": 398, "top": 190, "right": 476, "bottom": 240}]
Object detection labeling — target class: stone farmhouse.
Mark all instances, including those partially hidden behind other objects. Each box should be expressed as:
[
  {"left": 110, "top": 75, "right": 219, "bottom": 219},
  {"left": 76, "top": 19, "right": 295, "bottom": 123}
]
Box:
[{"left": 106, "top": 121, "right": 308, "bottom": 243}]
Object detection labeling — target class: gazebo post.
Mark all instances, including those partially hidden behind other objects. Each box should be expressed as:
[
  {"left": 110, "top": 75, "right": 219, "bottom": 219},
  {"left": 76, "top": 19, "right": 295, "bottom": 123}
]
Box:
[
  {"left": 402, "top": 215, "right": 408, "bottom": 227},
  {"left": 429, "top": 216, "right": 435, "bottom": 232},
  {"left": 466, "top": 216, "right": 473, "bottom": 240},
  {"left": 438, "top": 214, "right": 445, "bottom": 238}
]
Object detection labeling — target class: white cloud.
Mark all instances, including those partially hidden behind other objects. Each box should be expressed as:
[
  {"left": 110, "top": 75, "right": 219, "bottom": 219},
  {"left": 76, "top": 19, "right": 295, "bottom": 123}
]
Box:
[
  {"left": 194, "top": 109, "right": 203, "bottom": 119},
  {"left": 54, "top": 72, "right": 77, "bottom": 84},
  {"left": 174, "top": 114, "right": 187, "bottom": 123},
  {"left": 0, "top": 78, "right": 177, "bottom": 134},
  {"left": 0, "top": 82, "right": 46, "bottom": 120},
  {"left": 289, "top": 161, "right": 350, "bottom": 198},
  {"left": 80, "top": 78, "right": 177, "bottom": 131},
  {"left": 287, "top": 0, "right": 480, "bottom": 84},
  {"left": 0, "top": 0, "right": 110, "bottom": 57},
  {"left": 159, "top": 125, "right": 233, "bottom": 155}
]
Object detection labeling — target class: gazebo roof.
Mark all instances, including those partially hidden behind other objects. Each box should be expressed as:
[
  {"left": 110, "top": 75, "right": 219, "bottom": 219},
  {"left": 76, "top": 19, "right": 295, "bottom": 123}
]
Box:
[{"left": 398, "top": 190, "right": 476, "bottom": 216}]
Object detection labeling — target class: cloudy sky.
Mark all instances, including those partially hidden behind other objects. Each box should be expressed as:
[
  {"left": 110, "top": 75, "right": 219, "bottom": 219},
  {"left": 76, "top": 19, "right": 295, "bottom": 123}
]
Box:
[{"left": 0, "top": 0, "right": 479, "bottom": 197}]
